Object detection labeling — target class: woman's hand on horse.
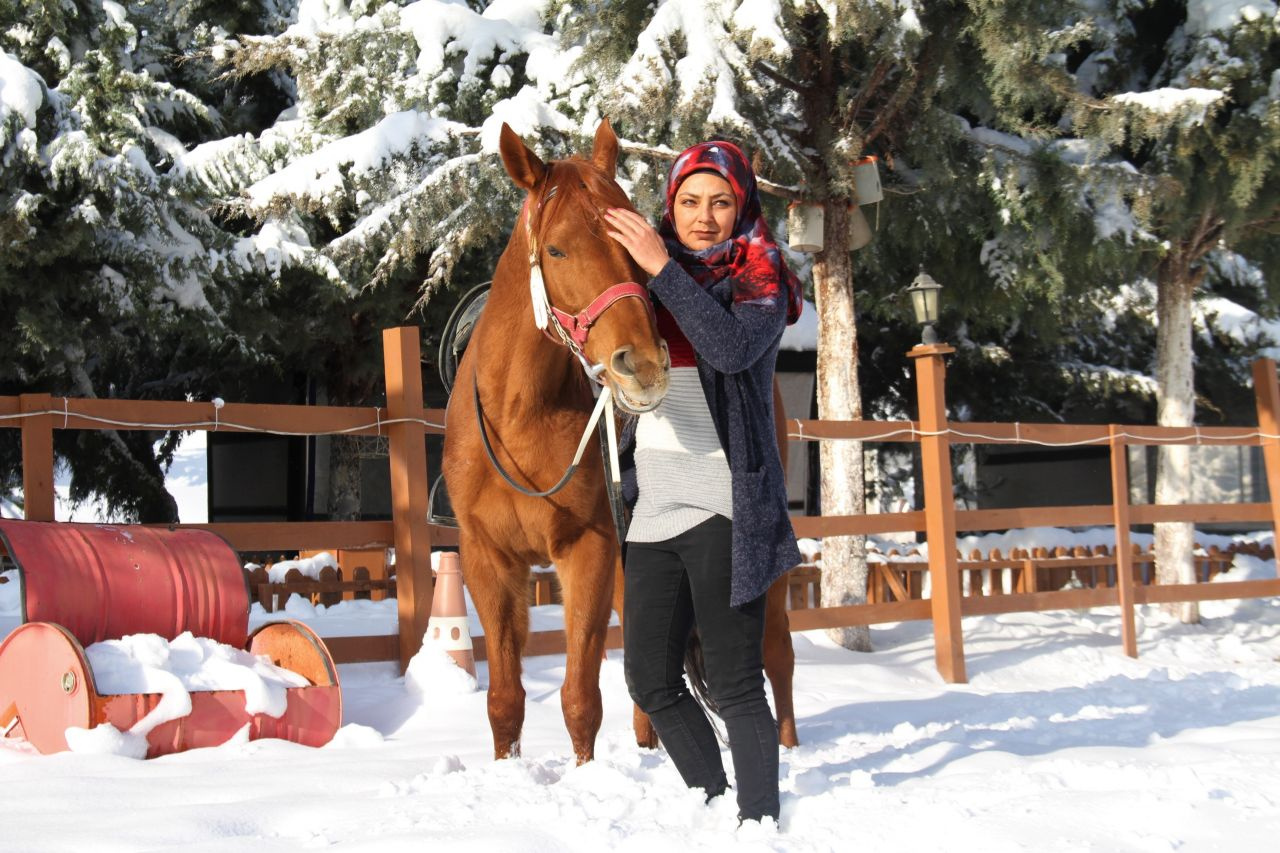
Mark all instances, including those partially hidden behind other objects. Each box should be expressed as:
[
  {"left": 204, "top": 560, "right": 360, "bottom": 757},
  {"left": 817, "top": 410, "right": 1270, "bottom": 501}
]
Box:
[{"left": 605, "top": 208, "right": 669, "bottom": 278}]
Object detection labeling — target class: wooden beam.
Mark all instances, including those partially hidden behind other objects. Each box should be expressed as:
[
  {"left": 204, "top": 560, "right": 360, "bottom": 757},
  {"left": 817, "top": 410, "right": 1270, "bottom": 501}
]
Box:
[
  {"left": 1133, "top": 578, "right": 1280, "bottom": 605},
  {"left": 19, "top": 394, "right": 54, "bottom": 521},
  {"left": 785, "top": 599, "right": 933, "bottom": 630},
  {"left": 384, "top": 327, "right": 434, "bottom": 673},
  {"left": 956, "top": 505, "right": 1113, "bottom": 531},
  {"left": 791, "top": 511, "right": 924, "bottom": 538},
  {"left": 1253, "top": 358, "right": 1280, "bottom": 580},
  {"left": 1110, "top": 427, "right": 1138, "bottom": 657},
  {"left": 1129, "top": 503, "right": 1272, "bottom": 525},
  {"left": 957, "top": 587, "right": 1119, "bottom": 616},
  {"left": 909, "top": 343, "right": 966, "bottom": 683},
  {"left": 324, "top": 634, "right": 399, "bottom": 664},
  {"left": 0, "top": 395, "right": 447, "bottom": 437}
]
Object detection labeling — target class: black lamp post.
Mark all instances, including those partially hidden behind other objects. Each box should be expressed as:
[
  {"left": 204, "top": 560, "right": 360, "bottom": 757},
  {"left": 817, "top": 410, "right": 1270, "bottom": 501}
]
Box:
[{"left": 907, "top": 268, "right": 943, "bottom": 345}]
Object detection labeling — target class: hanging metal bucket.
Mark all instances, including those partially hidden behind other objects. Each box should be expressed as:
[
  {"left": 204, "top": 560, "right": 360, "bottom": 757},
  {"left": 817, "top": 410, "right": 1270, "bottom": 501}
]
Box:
[
  {"left": 0, "top": 520, "right": 341, "bottom": 757},
  {"left": 853, "top": 155, "right": 883, "bottom": 205},
  {"left": 787, "top": 202, "right": 825, "bottom": 253}
]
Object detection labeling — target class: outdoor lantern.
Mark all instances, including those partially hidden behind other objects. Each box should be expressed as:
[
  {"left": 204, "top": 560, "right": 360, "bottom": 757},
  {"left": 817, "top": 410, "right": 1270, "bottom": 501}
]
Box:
[
  {"left": 787, "top": 202, "right": 824, "bottom": 253},
  {"left": 907, "top": 267, "right": 942, "bottom": 345}
]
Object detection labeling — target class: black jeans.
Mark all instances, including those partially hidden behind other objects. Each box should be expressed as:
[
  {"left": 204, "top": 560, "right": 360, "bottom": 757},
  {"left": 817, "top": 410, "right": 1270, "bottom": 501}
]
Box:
[{"left": 623, "top": 515, "right": 780, "bottom": 822}]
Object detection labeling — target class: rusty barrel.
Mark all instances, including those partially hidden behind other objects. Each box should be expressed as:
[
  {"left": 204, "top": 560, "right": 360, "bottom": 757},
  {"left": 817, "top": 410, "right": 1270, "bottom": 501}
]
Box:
[
  {"left": 0, "top": 519, "right": 341, "bottom": 757},
  {"left": 0, "top": 519, "right": 248, "bottom": 648}
]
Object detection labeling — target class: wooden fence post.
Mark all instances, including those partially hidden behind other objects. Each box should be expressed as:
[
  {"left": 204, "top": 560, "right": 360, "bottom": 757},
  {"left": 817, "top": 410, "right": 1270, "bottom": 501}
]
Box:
[
  {"left": 1109, "top": 426, "right": 1138, "bottom": 657},
  {"left": 1252, "top": 358, "right": 1280, "bottom": 579},
  {"left": 908, "top": 344, "right": 966, "bottom": 683},
  {"left": 19, "top": 393, "right": 55, "bottom": 521},
  {"left": 383, "top": 327, "right": 434, "bottom": 672}
]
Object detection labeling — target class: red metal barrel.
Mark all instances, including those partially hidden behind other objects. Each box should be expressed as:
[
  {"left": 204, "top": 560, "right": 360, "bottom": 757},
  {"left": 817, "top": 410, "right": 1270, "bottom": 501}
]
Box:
[{"left": 0, "top": 520, "right": 248, "bottom": 649}]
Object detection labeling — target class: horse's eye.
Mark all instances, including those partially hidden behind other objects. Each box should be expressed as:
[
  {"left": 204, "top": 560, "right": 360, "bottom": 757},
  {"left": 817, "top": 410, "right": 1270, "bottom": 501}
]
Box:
[{"left": 547, "top": 246, "right": 566, "bottom": 259}]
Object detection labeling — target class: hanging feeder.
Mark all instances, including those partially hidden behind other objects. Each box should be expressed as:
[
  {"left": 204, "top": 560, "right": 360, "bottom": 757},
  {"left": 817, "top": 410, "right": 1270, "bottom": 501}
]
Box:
[
  {"left": 853, "top": 155, "right": 883, "bottom": 205},
  {"left": 787, "top": 202, "right": 824, "bottom": 253},
  {"left": 848, "top": 203, "right": 873, "bottom": 251},
  {"left": 0, "top": 520, "right": 342, "bottom": 758}
]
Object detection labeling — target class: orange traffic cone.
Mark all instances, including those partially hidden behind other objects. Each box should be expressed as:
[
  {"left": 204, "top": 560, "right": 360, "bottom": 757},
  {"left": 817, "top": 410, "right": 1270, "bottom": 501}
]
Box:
[{"left": 427, "top": 551, "right": 476, "bottom": 677}]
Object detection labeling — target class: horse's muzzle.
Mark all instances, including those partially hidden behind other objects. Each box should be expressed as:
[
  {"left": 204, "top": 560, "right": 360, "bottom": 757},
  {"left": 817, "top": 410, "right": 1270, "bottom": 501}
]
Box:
[{"left": 606, "top": 342, "right": 669, "bottom": 414}]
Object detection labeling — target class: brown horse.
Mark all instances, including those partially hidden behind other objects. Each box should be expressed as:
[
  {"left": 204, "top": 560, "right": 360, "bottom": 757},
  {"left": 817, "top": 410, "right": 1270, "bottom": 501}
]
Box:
[
  {"left": 444, "top": 120, "right": 798, "bottom": 763},
  {"left": 444, "top": 120, "right": 670, "bottom": 762}
]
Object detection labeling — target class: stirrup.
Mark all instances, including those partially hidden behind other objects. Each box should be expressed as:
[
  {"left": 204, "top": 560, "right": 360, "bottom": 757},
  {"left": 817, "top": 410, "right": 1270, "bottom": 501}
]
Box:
[{"left": 428, "top": 473, "right": 458, "bottom": 528}]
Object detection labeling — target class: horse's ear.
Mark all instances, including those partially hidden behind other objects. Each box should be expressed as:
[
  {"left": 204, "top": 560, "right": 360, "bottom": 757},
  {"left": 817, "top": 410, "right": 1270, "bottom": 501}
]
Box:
[
  {"left": 591, "top": 118, "right": 619, "bottom": 179},
  {"left": 499, "top": 122, "right": 545, "bottom": 191}
]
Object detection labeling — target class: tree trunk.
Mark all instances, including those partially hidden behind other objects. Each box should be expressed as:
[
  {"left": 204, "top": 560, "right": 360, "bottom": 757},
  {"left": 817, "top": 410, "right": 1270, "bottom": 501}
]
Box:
[
  {"left": 814, "top": 202, "right": 871, "bottom": 651},
  {"left": 1153, "top": 259, "right": 1199, "bottom": 623},
  {"left": 328, "top": 433, "right": 362, "bottom": 521}
]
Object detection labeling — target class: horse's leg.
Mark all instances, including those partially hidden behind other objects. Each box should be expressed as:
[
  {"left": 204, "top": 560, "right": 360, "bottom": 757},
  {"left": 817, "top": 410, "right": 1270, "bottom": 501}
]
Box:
[
  {"left": 461, "top": 532, "right": 529, "bottom": 759},
  {"left": 767, "top": 376, "right": 799, "bottom": 748},
  {"left": 763, "top": 577, "right": 799, "bottom": 748},
  {"left": 612, "top": 554, "right": 660, "bottom": 748},
  {"left": 556, "top": 530, "right": 617, "bottom": 763}
]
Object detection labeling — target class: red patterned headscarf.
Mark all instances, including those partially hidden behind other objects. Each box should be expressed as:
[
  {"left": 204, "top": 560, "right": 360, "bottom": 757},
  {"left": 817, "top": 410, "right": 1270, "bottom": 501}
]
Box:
[{"left": 658, "top": 140, "right": 803, "bottom": 325}]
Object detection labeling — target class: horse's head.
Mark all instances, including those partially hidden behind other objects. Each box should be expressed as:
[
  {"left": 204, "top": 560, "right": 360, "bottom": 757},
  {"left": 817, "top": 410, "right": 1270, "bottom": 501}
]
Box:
[{"left": 499, "top": 120, "right": 669, "bottom": 413}]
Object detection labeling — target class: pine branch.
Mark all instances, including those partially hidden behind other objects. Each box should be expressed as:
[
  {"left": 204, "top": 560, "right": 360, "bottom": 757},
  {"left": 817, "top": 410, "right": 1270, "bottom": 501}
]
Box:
[
  {"left": 617, "top": 138, "right": 804, "bottom": 200},
  {"left": 842, "top": 58, "right": 893, "bottom": 138},
  {"left": 752, "top": 60, "right": 809, "bottom": 94}
]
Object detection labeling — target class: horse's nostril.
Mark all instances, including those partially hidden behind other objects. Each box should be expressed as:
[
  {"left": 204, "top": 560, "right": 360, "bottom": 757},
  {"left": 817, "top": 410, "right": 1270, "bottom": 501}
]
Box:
[{"left": 611, "top": 346, "right": 636, "bottom": 378}]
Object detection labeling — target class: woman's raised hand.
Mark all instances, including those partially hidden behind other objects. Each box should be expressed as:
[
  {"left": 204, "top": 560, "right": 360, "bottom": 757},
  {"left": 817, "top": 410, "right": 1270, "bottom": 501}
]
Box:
[{"left": 604, "top": 208, "right": 670, "bottom": 278}]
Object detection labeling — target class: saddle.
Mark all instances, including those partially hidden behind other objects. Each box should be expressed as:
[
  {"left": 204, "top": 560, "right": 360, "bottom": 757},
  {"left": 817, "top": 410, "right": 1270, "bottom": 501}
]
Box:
[
  {"left": 427, "top": 281, "right": 631, "bottom": 545},
  {"left": 428, "top": 283, "right": 490, "bottom": 528}
]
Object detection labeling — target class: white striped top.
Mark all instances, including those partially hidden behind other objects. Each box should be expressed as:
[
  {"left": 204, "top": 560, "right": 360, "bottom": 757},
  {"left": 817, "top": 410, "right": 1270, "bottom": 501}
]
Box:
[{"left": 626, "top": 366, "right": 733, "bottom": 543}]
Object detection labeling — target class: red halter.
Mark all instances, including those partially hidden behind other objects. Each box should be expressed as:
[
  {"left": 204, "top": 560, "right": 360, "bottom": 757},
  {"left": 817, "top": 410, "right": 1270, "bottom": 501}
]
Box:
[
  {"left": 524, "top": 189, "right": 656, "bottom": 361},
  {"left": 546, "top": 282, "right": 654, "bottom": 349}
]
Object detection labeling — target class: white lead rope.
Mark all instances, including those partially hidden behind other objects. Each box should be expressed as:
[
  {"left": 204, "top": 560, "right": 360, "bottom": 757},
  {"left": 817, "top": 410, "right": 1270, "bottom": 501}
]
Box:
[
  {"left": 604, "top": 384, "right": 622, "bottom": 486},
  {"left": 571, "top": 383, "right": 615, "bottom": 471}
]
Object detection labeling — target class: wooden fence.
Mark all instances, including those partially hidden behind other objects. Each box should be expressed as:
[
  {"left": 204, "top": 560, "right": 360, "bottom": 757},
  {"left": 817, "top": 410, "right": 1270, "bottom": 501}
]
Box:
[
  {"left": 779, "top": 345, "right": 1280, "bottom": 682},
  {"left": 4, "top": 331, "right": 1280, "bottom": 681}
]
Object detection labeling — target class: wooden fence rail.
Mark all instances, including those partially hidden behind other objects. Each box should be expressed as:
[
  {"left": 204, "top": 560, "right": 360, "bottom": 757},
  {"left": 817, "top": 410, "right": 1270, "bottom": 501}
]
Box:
[{"left": 4, "top": 331, "right": 1280, "bottom": 680}]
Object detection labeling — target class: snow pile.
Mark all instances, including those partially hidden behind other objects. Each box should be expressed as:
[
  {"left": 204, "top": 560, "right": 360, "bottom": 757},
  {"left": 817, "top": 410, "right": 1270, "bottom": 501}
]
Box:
[
  {"left": 265, "top": 551, "right": 339, "bottom": 582},
  {"left": 64, "top": 631, "right": 312, "bottom": 758},
  {"left": 0, "top": 48, "right": 43, "bottom": 128},
  {"left": 1186, "top": 0, "right": 1278, "bottom": 35},
  {"left": 1112, "top": 87, "right": 1226, "bottom": 124},
  {"left": 405, "top": 641, "right": 478, "bottom": 696},
  {"left": 0, "top": 570, "right": 18, "bottom": 639}
]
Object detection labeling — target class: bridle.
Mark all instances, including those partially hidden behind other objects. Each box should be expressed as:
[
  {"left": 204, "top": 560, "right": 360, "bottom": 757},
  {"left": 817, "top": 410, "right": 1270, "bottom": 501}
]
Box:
[
  {"left": 523, "top": 185, "right": 655, "bottom": 378},
  {"left": 473, "top": 177, "right": 655, "bottom": 504}
]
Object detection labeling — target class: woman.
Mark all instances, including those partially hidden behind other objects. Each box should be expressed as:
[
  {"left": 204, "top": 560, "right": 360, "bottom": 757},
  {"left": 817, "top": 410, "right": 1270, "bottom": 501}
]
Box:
[{"left": 604, "top": 140, "right": 803, "bottom": 825}]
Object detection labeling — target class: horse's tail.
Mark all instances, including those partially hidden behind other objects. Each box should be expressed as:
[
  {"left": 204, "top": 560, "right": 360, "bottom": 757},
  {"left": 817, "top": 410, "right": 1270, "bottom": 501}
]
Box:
[{"left": 683, "top": 629, "right": 727, "bottom": 743}]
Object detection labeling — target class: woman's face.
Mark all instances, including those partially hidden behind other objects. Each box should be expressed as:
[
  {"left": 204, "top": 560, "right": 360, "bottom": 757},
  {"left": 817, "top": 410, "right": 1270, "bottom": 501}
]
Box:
[{"left": 672, "top": 171, "right": 738, "bottom": 250}]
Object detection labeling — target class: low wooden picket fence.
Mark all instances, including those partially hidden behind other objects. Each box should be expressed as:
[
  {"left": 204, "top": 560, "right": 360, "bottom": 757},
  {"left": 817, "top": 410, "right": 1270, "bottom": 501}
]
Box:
[{"left": 783, "top": 541, "right": 1265, "bottom": 608}]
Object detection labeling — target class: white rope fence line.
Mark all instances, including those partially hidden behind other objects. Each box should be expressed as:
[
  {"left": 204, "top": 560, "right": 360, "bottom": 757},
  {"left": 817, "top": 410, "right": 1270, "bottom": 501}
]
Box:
[
  {"left": 786, "top": 421, "right": 1280, "bottom": 447},
  {"left": 0, "top": 405, "right": 447, "bottom": 436},
  {"left": 3, "top": 405, "right": 1278, "bottom": 446}
]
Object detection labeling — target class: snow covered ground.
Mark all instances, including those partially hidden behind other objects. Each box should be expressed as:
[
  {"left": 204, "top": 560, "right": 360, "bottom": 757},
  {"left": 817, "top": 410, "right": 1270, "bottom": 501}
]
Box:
[
  {"left": 2, "top": 539, "right": 1279, "bottom": 850},
  {"left": 3, "top": 438, "right": 1280, "bottom": 850}
]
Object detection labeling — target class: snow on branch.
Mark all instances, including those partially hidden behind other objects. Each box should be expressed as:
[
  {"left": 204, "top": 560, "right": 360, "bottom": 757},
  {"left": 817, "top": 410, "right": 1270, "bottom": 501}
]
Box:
[
  {"left": 243, "top": 111, "right": 464, "bottom": 215},
  {"left": 1111, "top": 88, "right": 1227, "bottom": 127}
]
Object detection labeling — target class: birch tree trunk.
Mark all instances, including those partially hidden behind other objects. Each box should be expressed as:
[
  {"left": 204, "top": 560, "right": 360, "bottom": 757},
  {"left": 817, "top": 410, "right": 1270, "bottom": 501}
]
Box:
[
  {"left": 328, "top": 433, "right": 362, "bottom": 521},
  {"left": 1153, "top": 259, "right": 1199, "bottom": 623},
  {"left": 814, "top": 201, "right": 871, "bottom": 651}
]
